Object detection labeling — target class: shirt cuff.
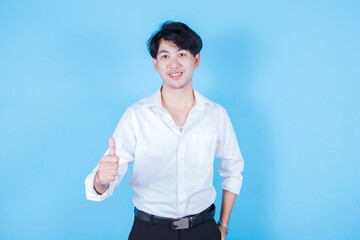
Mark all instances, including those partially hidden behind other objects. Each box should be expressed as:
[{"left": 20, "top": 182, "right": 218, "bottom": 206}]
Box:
[
  {"left": 85, "top": 168, "right": 114, "bottom": 201},
  {"left": 221, "top": 176, "right": 243, "bottom": 196}
]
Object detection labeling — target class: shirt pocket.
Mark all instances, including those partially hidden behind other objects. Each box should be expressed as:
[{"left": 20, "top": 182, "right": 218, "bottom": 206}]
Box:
[{"left": 190, "top": 134, "right": 217, "bottom": 167}]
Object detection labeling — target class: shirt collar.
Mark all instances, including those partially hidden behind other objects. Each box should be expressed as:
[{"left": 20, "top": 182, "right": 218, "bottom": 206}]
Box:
[{"left": 139, "top": 87, "right": 212, "bottom": 111}]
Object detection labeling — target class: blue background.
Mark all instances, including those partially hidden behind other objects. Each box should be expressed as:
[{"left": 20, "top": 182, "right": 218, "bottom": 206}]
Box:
[{"left": 1, "top": 0, "right": 359, "bottom": 239}]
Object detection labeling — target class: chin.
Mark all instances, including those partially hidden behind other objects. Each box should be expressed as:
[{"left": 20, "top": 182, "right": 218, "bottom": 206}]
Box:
[
  {"left": 169, "top": 83, "right": 188, "bottom": 90},
  {"left": 165, "top": 79, "right": 191, "bottom": 90}
]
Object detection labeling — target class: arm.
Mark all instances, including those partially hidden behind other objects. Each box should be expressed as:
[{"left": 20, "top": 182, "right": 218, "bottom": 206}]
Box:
[
  {"left": 85, "top": 108, "right": 136, "bottom": 201},
  {"left": 215, "top": 107, "right": 244, "bottom": 239},
  {"left": 218, "top": 190, "right": 237, "bottom": 239}
]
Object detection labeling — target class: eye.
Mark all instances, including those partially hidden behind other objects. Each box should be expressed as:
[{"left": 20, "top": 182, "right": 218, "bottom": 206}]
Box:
[
  {"left": 179, "top": 53, "right": 186, "bottom": 57},
  {"left": 161, "top": 55, "right": 168, "bottom": 59}
]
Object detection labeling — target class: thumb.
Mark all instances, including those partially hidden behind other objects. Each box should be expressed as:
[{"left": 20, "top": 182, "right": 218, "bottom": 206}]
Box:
[{"left": 108, "top": 137, "right": 116, "bottom": 156}]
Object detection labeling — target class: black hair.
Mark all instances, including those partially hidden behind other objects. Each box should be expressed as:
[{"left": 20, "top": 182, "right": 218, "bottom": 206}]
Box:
[{"left": 147, "top": 21, "right": 203, "bottom": 59}]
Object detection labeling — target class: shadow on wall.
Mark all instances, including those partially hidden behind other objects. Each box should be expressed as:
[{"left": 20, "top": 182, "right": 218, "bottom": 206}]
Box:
[{"left": 208, "top": 29, "right": 276, "bottom": 239}]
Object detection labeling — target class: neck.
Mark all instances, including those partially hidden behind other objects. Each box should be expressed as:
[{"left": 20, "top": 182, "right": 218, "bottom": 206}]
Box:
[{"left": 161, "top": 84, "right": 195, "bottom": 110}]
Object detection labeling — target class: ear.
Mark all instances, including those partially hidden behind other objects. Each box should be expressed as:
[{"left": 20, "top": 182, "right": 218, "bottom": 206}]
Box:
[
  {"left": 194, "top": 53, "right": 200, "bottom": 68},
  {"left": 152, "top": 58, "right": 159, "bottom": 72}
]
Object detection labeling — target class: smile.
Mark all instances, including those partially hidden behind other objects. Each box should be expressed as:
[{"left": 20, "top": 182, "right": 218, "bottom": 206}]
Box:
[{"left": 169, "top": 72, "right": 183, "bottom": 79}]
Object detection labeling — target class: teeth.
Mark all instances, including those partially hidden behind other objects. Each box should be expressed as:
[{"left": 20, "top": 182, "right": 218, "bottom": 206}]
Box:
[{"left": 170, "top": 73, "right": 182, "bottom": 76}]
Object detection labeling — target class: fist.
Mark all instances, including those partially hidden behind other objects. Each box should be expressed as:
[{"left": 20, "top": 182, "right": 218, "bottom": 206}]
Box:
[{"left": 95, "top": 137, "right": 119, "bottom": 185}]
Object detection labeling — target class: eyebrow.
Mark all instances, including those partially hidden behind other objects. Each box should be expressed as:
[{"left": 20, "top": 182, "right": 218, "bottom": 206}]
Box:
[
  {"left": 158, "top": 48, "right": 185, "bottom": 55},
  {"left": 158, "top": 50, "right": 169, "bottom": 55}
]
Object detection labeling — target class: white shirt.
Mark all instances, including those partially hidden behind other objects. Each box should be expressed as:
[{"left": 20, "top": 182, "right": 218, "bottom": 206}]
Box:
[{"left": 85, "top": 89, "right": 244, "bottom": 218}]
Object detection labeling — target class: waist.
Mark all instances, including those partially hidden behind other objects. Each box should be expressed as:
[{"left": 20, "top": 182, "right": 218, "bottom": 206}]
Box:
[
  {"left": 134, "top": 204, "right": 216, "bottom": 230},
  {"left": 131, "top": 189, "right": 217, "bottom": 218}
]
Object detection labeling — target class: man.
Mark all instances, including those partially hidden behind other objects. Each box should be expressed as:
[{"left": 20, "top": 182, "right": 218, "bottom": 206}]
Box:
[{"left": 85, "top": 21, "right": 244, "bottom": 240}]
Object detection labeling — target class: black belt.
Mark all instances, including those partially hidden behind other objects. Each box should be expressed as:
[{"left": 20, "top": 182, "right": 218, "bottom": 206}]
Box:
[{"left": 134, "top": 204, "right": 216, "bottom": 230}]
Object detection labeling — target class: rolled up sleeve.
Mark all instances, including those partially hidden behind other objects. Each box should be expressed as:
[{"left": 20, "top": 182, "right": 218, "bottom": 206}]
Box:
[
  {"left": 85, "top": 108, "right": 136, "bottom": 201},
  {"left": 215, "top": 108, "right": 244, "bottom": 196}
]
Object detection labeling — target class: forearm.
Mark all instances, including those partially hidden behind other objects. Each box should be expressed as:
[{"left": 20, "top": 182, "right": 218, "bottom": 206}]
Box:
[{"left": 219, "top": 190, "right": 237, "bottom": 226}]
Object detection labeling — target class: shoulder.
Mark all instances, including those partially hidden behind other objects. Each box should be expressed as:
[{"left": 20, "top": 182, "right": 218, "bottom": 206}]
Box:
[
  {"left": 195, "top": 90, "right": 228, "bottom": 115},
  {"left": 122, "top": 90, "right": 161, "bottom": 117}
]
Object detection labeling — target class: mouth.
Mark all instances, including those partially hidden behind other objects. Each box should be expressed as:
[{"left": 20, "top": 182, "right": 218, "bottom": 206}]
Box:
[{"left": 168, "top": 72, "right": 183, "bottom": 79}]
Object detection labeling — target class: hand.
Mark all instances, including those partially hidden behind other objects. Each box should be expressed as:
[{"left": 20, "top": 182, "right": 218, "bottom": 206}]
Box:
[
  {"left": 218, "top": 225, "right": 227, "bottom": 240},
  {"left": 95, "top": 137, "right": 119, "bottom": 186}
]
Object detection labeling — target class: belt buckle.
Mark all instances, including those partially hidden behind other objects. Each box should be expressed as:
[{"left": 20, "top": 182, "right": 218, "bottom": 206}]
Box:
[{"left": 171, "top": 217, "right": 191, "bottom": 230}]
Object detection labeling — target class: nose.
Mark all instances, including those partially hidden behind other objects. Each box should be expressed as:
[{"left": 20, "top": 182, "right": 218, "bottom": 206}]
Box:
[{"left": 169, "top": 56, "right": 181, "bottom": 69}]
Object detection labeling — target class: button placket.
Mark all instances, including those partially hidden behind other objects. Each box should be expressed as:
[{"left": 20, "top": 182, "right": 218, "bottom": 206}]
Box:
[
  {"left": 159, "top": 108, "right": 181, "bottom": 135},
  {"left": 177, "top": 137, "right": 186, "bottom": 214}
]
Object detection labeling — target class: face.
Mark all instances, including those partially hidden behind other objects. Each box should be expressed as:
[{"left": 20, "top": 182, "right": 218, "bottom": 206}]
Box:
[{"left": 152, "top": 39, "right": 200, "bottom": 90}]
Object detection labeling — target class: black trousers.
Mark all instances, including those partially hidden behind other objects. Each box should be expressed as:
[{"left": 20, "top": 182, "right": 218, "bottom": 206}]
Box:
[{"left": 128, "top": 216, "right": 221, "bottom": 240}]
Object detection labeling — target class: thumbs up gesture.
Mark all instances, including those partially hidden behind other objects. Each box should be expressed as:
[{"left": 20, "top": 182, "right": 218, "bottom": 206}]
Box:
[{"left": 94, "top": 137, "right": 119, "bottom": 194}]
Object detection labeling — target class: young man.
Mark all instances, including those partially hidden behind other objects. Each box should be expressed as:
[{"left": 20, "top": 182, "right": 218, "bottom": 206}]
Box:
[{"left": 85, "top": 21, "right": 244, "bottom": 240}]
